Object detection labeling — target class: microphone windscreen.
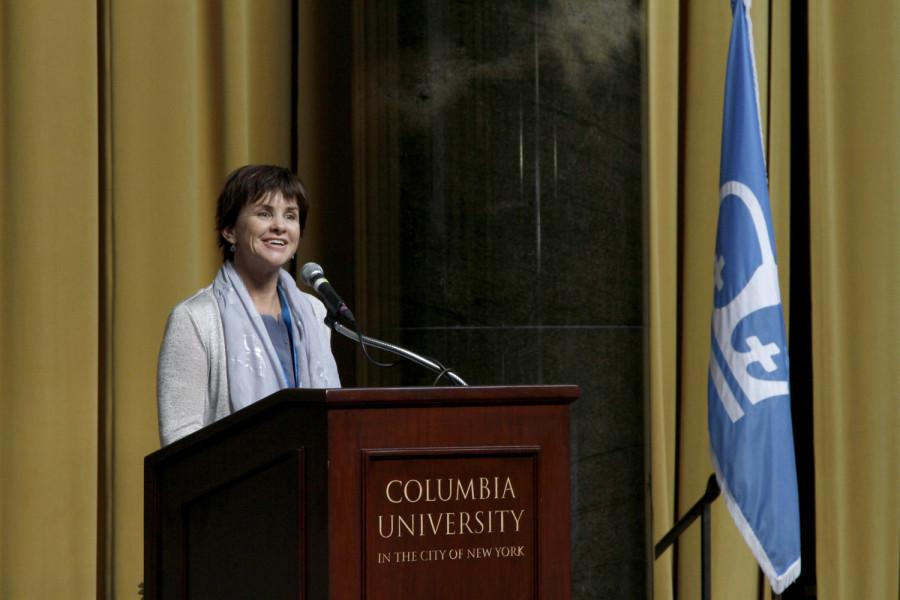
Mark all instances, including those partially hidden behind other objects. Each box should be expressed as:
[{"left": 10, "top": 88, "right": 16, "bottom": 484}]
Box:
[{"left": 301, "top": 262, "right": 324, "bottom": 286}]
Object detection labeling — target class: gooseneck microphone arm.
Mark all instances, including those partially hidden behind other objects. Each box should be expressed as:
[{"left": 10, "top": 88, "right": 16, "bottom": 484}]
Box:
[
  {"left": 301, "top": 262, "right": 468, "bottom": 387},
  {"left": 328, "top": 319, "right": 468, "bottom": 387}
]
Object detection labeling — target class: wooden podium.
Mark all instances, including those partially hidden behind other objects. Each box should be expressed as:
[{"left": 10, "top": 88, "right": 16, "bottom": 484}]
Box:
[{"left": 144, "top": 385, "right": 577, "bottom": 599}]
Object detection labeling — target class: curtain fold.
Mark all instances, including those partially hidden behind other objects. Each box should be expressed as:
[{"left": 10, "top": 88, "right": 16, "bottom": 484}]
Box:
[
  {"left": 0, "top": 2, "right": 100, "bottom": 598},
  {"left": 647, "top": 1, "right": 679, "bottom": 598},
  {"left": 808, "top": 4, "right": 900, "bottom": 599}
]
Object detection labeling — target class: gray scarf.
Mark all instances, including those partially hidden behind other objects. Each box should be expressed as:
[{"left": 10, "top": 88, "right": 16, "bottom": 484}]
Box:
[{"left": 213, "top": 261, "right": 339, "bottom": 411}]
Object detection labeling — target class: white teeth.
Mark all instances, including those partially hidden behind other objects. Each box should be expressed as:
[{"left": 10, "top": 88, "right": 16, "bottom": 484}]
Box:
[{"left": 268, "top": 240, "right": 286, "bottom": 246}]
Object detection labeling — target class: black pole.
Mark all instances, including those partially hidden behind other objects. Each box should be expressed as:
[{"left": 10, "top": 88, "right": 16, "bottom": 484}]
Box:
[
  {"left": 786, "top": 1, "right": 816, "bottom": 598},
  {"left": 655, "top": 474, "right": 720, "bottom": 558},
  {"left": 702, "top": 497, "right": 712, "bottom": 600},
  {"left": 655, "top": 474, "right": 721, "bottom": 597}
]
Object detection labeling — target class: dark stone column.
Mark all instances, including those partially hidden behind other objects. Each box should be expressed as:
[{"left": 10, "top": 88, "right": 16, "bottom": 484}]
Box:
[{"left": 353, "top": 2, "right": 645, "bottom": 597}]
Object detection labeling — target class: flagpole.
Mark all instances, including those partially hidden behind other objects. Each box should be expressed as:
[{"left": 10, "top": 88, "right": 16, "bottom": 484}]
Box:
[
  {"left": 654, "top": 474, "right": 720, "bottom": 600},
  {"left": 701, "top": 482, "right": 713, "bottom": 600}
]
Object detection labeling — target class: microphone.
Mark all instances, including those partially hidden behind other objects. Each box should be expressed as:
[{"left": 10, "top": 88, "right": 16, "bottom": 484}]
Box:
[{"left": 300, "top": 262, "right": 358, "bottom": 329}]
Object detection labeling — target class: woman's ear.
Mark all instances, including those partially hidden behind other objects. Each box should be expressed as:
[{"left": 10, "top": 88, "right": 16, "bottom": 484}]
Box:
[{"left": 221, "top": 228, "right": 235, "bottom": 244}]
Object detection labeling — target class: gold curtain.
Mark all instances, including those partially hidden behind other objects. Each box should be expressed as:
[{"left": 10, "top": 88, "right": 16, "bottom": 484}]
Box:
[
  {"left": 650, "top": 1, "right": 898, "bottom": 598},
  {"left": 0, "top": 2, "right": 99, "bottom": 597},
  {"left": 809, "top": 3, "right": 900, "bottom": 599},
  {"left": 646, "top": 1, "right": 679, "bottom": 598},
  {"left": 1, "top": 1, "right": 297, "bottom": 597}
]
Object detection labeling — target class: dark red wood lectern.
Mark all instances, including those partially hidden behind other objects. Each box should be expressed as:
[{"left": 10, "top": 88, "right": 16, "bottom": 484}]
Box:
[{"left": 144, "top": 385, "right": 577, "bottom": 599}]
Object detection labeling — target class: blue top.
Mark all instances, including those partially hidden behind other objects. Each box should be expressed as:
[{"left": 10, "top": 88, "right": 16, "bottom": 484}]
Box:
[{"left": 261, "top": 314, "right": 297, "bottom": 387}]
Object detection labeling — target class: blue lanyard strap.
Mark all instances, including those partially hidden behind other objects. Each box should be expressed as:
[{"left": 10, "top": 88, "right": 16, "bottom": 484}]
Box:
[{"left": 277, "top": 286, "right": 300, "bottom": 387}]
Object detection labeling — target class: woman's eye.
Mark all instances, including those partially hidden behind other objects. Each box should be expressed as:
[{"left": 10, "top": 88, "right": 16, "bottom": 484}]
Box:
[
  {"left": 257, "top": 211, "right": 271, "bottom": 218},
  {"left": 286, "top": 213, "right": 297, "bottom": 220}
]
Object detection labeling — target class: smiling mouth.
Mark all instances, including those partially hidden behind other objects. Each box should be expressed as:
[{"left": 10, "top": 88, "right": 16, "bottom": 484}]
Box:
[{"left": 265, "top": 239, "right": 288, "bottom": 247}]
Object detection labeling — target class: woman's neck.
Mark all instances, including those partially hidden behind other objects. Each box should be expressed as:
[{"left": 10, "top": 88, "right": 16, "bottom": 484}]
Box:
[{"left": 232, "top": 260, "right": 282, "bottom": 317}]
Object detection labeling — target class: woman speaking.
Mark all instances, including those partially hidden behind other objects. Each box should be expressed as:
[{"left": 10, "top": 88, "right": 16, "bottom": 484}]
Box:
[{"left": 156, "top": 165, "right": 340, "bottom": 446}]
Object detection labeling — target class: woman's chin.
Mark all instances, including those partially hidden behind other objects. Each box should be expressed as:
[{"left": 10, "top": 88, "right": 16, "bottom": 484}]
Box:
[
  {"left": 259, "top": 248, "right": 293, "bottom": 266},
  {"left": 235, "top": 254, "right": 292, "bottom": 278}
]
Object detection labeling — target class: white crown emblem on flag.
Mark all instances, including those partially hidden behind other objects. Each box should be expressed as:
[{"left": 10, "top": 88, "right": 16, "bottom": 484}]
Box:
[{"left": 710, "top": 180, "right": 790, "bottom": 423}]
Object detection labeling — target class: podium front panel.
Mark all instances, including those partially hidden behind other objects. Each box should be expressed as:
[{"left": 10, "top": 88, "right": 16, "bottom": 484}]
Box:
[
  {"left": 362, "top": 447, "right": 538, "bottom": 599},
  {"left": 327, "top": 395, "right": 571, "bottom": 600},
  {"left": 185, "top": 450, "right": 304, "bottom": 598}
]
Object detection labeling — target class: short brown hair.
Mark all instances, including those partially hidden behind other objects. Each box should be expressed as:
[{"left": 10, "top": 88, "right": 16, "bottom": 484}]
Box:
[{"left": 215, "top": 164, "right": 310, "bottom": 261}]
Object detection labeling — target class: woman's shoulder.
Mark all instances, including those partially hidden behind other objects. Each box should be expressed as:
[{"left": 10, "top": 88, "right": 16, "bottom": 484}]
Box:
[{"left": 168, "top": 285, "right": 220, "bottom": 326}]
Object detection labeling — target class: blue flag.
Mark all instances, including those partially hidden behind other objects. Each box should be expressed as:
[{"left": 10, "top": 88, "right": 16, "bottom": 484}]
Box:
[{"left": 708, "top": 0, "right": 801, "bottom": 593}]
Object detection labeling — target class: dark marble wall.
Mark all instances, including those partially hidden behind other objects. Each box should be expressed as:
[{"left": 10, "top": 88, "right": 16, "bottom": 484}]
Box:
[{"left": 355, "top": 1, "right": 645, "bottom": 597}]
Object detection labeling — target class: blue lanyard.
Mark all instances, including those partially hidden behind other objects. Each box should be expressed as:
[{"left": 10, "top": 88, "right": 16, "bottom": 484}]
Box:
[{"left": 277, "top": 286, "right": 300, "bottom": 387}]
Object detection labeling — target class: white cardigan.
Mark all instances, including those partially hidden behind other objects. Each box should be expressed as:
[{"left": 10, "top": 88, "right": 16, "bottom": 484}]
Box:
[{"left": 156, "top": 285, "right": 331, "bottom": 446}]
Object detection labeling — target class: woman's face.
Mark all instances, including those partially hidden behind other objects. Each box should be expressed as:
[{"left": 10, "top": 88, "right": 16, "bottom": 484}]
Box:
[{"left": 222, "top": 192, "right": 301, "bottom": 276}]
